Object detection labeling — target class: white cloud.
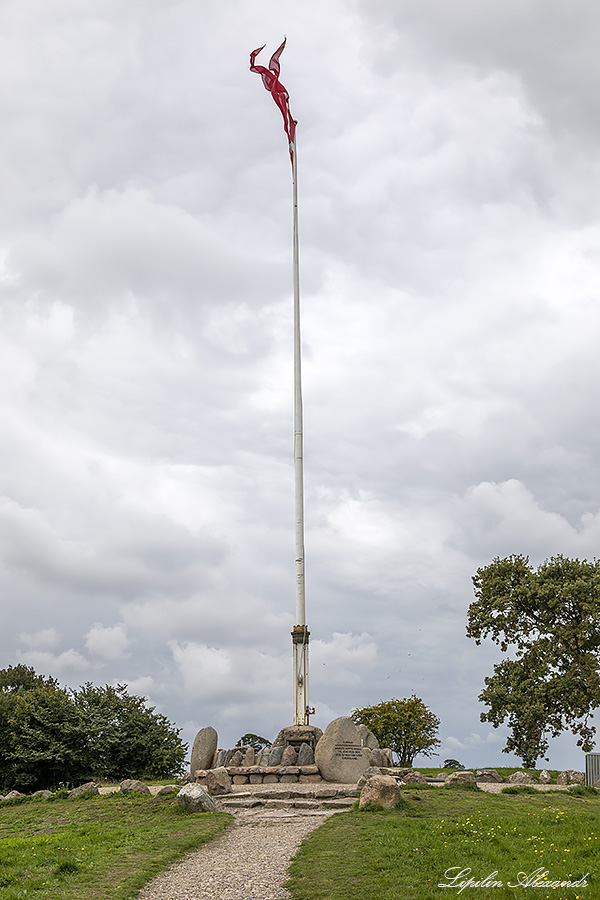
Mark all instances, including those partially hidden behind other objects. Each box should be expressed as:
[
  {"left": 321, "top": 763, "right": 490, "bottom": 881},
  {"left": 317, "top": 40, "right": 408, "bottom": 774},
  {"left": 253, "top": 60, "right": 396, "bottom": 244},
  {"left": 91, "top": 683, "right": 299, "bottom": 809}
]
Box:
[
  {"left": 19, "top": 649, "right": 88, "bottom": 677},
  {"left": 443, "top": 731, "right": 505, "bottom": 754},
  {"left": 18, "top": 628, "right": 59, "bottom": 649},
  {"left": 311, "top": 632, "right": 378, "bottom": 688},
  {"left": 123, "top": 675, "right": 155, "bottom": 697},
  {"left": 85, "top": 623, "right": 130, "bottom": 661}
]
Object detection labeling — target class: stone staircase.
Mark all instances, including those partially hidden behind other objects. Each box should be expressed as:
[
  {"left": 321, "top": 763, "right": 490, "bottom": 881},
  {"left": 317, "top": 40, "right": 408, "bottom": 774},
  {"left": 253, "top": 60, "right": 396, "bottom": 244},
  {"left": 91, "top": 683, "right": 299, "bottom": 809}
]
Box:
[{"left": 217, "top": 785, "right": 357, "bottom": 812}]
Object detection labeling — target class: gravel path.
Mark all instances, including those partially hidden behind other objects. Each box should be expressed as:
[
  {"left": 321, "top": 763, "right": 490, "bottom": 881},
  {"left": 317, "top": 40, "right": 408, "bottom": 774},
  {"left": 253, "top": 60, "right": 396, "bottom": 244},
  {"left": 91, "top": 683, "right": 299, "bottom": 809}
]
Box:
[
  {"left": 137, "top": 808, "right": 330, "bottom": 900},
  {"left": 477, "top": 782, "right": 568, "bottom": 793}
]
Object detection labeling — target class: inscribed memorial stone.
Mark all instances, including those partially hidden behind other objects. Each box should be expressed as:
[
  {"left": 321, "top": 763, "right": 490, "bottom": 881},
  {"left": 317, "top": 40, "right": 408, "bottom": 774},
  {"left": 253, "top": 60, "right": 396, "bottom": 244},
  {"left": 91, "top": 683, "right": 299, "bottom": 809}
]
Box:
[{"left": 315, "top": 716, "right": 371, "bottom": 783}]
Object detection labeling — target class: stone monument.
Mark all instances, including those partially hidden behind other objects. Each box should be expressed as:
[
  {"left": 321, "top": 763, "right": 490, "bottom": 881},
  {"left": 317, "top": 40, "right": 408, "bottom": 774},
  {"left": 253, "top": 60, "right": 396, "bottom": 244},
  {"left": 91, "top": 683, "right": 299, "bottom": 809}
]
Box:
[
  {"left": 314, "top": 716, "right": 371, "bottom": 783},
  {"left": 272, "top": 724, "right": 323, "bottom": 752}
]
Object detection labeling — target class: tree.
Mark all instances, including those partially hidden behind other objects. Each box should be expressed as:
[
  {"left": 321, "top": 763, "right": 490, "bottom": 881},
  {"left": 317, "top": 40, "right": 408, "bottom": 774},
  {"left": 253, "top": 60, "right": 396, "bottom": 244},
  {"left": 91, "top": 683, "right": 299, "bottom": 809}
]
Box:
[
  {"left": 0, "top": 666, "right": 63, "bottom": 790},
  {"left": 467, "top": 554, "right": 600, "bottom": 767},
  {"left": 9, "top": 683, "right": 88, "bottom": 791},
  {"left": 0, "top": 664, "right": 58, "bottom": 693},
  {"left": 74, "top": 683, "right": 187, "bottom": 781},
  {"left": 0, "top": 668, "right": 187, "bottom": 791},
  {"left": 236, "top": 733, "right": 271, "bottom": 751},
  {"left": 352, "top": 696, "right": 441, "bottom": 766},
  {"left": 443, "top": 759, "right": 464, "bottom": 769}
]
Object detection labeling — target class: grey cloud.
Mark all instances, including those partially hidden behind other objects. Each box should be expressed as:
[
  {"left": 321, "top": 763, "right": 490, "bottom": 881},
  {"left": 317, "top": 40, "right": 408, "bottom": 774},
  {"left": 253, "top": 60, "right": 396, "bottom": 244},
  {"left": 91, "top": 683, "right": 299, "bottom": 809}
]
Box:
[
  {"left": 0, "top": 494, "right": 227, "bottom": 601},
  {"left": 359, "top": 0, "right": 600, "bottom": 143},
  {"left": 7, "top": 187, "right": 288, "bottom": 315},
  {"left": 0, "top": 0, "right": 598, "bottom": 771}
]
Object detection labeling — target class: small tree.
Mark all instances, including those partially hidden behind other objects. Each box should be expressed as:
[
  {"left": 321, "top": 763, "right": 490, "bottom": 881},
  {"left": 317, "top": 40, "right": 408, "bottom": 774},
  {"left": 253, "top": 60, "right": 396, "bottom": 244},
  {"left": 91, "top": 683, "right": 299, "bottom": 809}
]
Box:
[
  {"left": 352, "top": 696, "right": 441, "bottom": 766},
  {"left": 236, "top": 733, "right": 271, "bottom": 751},
  {"left": 443, "top": 759, "right": 465, "bottom": 769}
]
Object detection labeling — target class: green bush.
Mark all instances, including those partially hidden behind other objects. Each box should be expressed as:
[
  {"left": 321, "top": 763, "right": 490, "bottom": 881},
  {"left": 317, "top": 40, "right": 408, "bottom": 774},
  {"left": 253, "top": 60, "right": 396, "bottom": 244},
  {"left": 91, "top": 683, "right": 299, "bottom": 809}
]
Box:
[
  {"left": 501, "top": 785, "right": 538, "bottom": 795},
  {"left": 567, "top": 784, "right": 598, "bottom": 796},
  {"left": 0, "top": 667, "right": 187, "bottom": 792}
]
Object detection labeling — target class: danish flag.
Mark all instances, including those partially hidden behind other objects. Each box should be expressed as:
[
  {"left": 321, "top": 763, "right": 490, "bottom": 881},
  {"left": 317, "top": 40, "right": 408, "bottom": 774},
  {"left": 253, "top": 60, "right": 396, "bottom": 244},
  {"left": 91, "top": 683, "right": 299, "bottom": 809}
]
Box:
[{"left": 250, "top": 38, "right": 296, "bottom": 163}]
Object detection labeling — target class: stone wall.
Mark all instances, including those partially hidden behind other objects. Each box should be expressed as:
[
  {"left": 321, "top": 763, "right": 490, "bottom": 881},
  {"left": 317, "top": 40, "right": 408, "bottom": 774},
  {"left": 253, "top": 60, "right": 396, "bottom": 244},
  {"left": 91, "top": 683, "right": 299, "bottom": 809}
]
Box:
[{"left": 194, "top": 764, "right": 323, "bottom": 785}]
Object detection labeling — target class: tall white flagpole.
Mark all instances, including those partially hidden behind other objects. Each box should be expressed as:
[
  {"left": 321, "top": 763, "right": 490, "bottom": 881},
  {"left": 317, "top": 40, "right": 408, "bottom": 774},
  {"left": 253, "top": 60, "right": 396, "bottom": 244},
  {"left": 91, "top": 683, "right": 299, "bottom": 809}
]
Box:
[
  {"left": 291, "top": 130, "right": 310, "bottom": 726},
  {"left": 249, "top": 39, "right": 310, "bottom": 728}
]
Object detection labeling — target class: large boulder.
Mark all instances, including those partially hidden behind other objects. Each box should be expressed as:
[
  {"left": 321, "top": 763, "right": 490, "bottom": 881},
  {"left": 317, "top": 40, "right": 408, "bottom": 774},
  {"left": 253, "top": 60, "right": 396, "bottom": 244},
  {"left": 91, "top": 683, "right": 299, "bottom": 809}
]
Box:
[
  {"left": 154, "top": 785, "right": 179, "bottom": 797},
  {"left": 401, "top": 770, "right": 428, "bottom": 784},
  {"left": 242, "top": 748, "right": 256, "bottom": 767},
  {"left": 297, "top": 742, "right": 314, "bottom": 766},
  {"left": 206, "top": 766, "right": 232, "bottom": 795},
  {"left": 507, "top": 771, "right": 536, "bottom": 785},
  {"left": 356, "top": 766, "right": 383, "bottom": 791},
  {"left": 120, "top": 779, "right": 151, "bottom": 795},
  {"left": 539, "top": 770, "right": 552, "bottom": 784},
  {"left": 69, "top": 782, "right": 100, "bottom": 798},
  {"left": 315, "top": 717, "right": 371, "bottom": 784},
  {"left": 356, "top": 724, "right": 380, "bottom": 750},
  {"left": 381, "top": 748, "right": 395, "bottom": 767},
  {"left": 190, "top": 726, "right": 218, "bottom": 774},
  {"left": 445, "top": 771, "right": 477, "bottom": 785},
  {"left": 359, "top": 774, "right": 403, "bottom": 810},
  {"left": 369, "top": 748, "right": 389, "bottom": 768},
  {"left": 214, "top": 750, "right": 227, "bottom": 768},
  {"left": 177, "top": 784, "right": 216, "bottom": 813},
  {"left": 557, "top": 770, "right": 584, "bottom": 785},
  {"left": 281, "top": 745, "right": 298, "bottom": 766},
  {"left": 257, "top": 747, "right": 271, "bottom": 767},
  {"left": 228, "top": 750, "right": 244, "bottom": 768},
  {"left": 476, "top": 769, "right": 504, "bottom": 783},
  {"left": 268, "top": 745, "right": 284, "bottom": 767}
]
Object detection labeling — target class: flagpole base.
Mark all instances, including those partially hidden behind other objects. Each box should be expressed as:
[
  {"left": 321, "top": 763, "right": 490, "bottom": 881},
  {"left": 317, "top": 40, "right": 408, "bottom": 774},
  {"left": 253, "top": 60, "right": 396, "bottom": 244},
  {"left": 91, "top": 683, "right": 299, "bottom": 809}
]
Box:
[{"left": 292, "top": 625, "right": 310, "bottom": 726}]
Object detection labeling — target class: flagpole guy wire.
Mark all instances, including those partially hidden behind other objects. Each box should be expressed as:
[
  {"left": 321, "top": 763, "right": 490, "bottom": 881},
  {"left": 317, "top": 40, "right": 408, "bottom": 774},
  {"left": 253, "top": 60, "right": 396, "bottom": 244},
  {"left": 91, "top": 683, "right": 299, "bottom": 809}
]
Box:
[{"left": 250, "top": 39, "right": 312, "bottom": 726}]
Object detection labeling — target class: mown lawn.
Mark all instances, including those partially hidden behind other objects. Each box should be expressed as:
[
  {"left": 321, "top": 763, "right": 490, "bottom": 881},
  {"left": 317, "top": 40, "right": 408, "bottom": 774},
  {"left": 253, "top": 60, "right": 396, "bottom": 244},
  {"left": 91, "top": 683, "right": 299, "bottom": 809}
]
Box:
[
  {"left": 287, "top": 785, "right": 599, "bottom": 900},
  {"left": 0, "top": 793, "right": 231, "bottom": 900}
]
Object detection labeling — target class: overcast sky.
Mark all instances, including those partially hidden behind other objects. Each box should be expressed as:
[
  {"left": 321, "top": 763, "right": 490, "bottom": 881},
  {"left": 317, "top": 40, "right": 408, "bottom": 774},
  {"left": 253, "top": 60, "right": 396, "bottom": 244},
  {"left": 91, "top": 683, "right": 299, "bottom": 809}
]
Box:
[{"left": 1, "top": 0, "right": 599, "bottom": 771}]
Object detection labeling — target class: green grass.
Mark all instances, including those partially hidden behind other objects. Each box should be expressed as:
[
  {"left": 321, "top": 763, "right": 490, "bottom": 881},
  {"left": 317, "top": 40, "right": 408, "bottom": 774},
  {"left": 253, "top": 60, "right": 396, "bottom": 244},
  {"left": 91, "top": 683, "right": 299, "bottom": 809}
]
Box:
[
  {"left": 287, "top": 786, "right": 599, "bottom": 900},
  {"left": 0, "top": 792, "right": 230, "bottom": 899}
]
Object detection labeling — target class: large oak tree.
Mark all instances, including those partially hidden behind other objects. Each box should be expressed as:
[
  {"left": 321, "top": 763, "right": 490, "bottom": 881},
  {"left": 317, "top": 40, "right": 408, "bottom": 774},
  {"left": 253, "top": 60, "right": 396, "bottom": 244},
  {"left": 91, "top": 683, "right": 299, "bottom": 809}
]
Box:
[{"left": 467, "top": 554, "right": 600, "bottom": 767}]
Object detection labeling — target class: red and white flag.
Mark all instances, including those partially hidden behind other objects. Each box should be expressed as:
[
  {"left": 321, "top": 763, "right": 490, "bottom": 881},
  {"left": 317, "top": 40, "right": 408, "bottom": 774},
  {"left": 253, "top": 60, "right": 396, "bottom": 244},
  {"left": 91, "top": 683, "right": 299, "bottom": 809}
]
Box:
[{"left": 250, "top": 38, "right": 296, "bottom": 163}]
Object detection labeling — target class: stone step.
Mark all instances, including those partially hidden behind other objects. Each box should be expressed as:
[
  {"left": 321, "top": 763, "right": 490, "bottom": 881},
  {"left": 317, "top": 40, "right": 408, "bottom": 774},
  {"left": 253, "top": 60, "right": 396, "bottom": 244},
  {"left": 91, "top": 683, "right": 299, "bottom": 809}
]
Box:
[
  {"left": 219, "top": 795, "right": 356, "bottom": 811},
  {"left": 218, "top": 798, "right": 265, "bottom": 809}
]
